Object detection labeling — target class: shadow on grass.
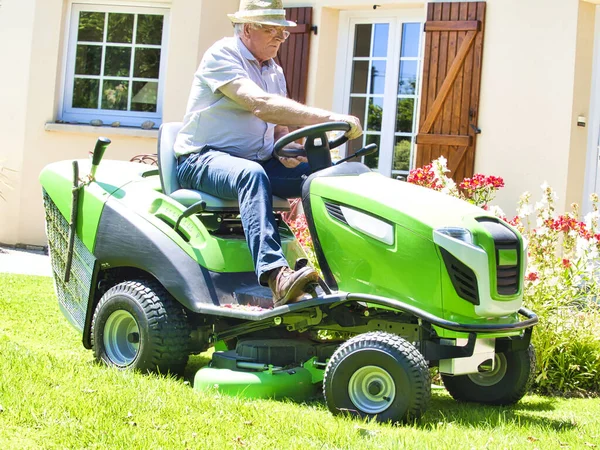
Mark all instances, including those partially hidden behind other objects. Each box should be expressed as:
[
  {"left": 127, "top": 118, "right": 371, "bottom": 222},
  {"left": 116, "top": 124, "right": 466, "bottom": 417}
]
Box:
[
  {"left": 178, "top": 358, "right": 571, "bottom": 432},
  {"left": 183, "top": 354, "right": 213, "bottom": 383},
  {"left": 416, "top": 393, "right": 573, "bottom": 432}
]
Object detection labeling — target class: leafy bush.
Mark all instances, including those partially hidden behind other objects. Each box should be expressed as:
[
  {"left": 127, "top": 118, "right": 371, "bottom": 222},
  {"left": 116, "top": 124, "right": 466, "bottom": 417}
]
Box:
[{"left": 407, "top": 157, "right": 600, "bottom": 396}]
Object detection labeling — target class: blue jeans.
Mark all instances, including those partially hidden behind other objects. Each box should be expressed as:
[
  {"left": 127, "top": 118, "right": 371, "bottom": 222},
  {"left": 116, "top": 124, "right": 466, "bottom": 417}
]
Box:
[{"left": 177, "top": 149, "right": 310, "bottom": 284}]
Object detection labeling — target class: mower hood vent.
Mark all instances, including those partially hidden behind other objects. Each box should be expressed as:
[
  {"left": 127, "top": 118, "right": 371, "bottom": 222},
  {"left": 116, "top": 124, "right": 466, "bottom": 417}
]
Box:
[
  {"left": 440, "top": 248, "right": 480, "bottom": 305},
  {"left": 324, "top": 202, "right": 348, "bottom": 225},
  {"left": 476, "top": 218, "right": 521, "bottom": 296}
]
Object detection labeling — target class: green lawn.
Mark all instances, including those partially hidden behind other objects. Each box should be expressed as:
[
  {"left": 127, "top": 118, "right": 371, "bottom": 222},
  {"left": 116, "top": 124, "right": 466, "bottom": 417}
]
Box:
[{"left": 0, "top": 273, "right": 599, "bottom": 449}]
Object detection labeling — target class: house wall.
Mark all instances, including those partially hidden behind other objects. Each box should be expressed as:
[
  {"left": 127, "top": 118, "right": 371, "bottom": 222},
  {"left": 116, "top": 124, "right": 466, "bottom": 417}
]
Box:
[
  {"left": 1, "top": 0, "right": 595, "bottom": 245},
  {"left": 566, "top": 1, "right": 596, "bottom": 211},
  {"left": 0, "top": 0, "right": 238, "bottom": 246},
  {"left": 288, "top": 0, "right": 588, "bottom": 217}
]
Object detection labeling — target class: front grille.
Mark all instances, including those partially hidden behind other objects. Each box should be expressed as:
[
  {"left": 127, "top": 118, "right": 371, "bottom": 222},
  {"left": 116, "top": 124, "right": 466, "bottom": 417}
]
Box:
[
  {"left": 495, "top": 243, "right": 520, "bottom": 295},
  {"left": 324, "top": 202, "right": 347, "bottom": 224},
  {"left": 440, "top": 248, "right": 480, "bottom": 305},
  {"left": 43, "top": 190, "right": 96, "bottom": 332},
  {"left": 477, "top": 218, "right": 520, "bottom": 296}
]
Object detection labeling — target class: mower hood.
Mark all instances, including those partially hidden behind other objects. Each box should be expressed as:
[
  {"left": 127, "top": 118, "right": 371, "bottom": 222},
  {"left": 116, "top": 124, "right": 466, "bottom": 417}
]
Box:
[{"left": 309, "top": 172, "right": 489, "bottom": 240}]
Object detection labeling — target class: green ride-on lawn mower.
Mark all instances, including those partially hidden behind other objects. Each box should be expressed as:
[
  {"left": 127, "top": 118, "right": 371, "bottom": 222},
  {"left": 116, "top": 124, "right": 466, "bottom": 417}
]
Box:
[{"left": 40, "top": 121, "right": 538, "bottom": 423}]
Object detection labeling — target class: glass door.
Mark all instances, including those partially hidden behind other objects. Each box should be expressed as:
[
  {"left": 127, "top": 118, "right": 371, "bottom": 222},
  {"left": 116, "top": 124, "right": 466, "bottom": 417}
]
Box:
[{"left": 342, "top": 17, "right": 424, "bottom": 178}]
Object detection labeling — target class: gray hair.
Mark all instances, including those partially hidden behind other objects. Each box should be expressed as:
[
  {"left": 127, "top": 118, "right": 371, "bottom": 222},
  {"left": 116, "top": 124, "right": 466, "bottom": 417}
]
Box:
[
  {"left": 234, "top": 22, "right": 261, "bottom": 36},
  {"left": 234, "top": 23, "right": 245, "bottom": 36}
]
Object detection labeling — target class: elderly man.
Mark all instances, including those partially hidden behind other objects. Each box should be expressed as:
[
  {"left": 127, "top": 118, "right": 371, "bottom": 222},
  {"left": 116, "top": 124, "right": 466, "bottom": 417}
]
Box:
[{"left": 174, "top": 0, "right": 362, "bottom": 307}]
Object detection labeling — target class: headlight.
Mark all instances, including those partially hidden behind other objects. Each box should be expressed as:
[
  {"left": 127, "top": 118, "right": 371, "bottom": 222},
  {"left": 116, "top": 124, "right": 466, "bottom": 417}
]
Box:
[{"left": 435, "top": 227, "right": 473, "bottom": 245}]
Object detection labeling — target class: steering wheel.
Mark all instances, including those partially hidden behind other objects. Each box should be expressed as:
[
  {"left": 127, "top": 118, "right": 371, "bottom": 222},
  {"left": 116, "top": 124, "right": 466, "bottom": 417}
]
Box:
[{"left": 273, "top": 121, "right": 351, "bottom": 159}]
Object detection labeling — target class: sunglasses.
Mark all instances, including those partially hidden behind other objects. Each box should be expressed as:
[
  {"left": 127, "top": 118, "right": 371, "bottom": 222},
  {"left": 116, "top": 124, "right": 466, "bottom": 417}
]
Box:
[{"left": 253, "top": 24, "right": 291, "bottom": 40}]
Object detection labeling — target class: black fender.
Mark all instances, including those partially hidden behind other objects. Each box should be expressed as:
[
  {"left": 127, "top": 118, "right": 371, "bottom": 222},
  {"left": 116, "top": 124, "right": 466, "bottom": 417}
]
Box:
[{"left": 85, "top": 197, "right": 258, "bottom": 345}]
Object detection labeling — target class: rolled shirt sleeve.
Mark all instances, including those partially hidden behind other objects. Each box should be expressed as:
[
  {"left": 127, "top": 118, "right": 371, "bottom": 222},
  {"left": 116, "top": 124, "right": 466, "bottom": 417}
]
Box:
[{"left": 200, "top": 46, "right": 246, "bottom": 93}]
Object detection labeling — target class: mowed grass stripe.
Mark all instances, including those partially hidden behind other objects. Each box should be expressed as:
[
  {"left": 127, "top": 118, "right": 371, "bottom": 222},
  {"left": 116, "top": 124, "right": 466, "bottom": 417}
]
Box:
[{"left": 0, "top": 273, "right": 598, "bottom": 449}]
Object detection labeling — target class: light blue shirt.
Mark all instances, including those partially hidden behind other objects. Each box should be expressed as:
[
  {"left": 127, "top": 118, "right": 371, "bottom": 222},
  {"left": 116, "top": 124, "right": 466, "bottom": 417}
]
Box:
[{"left": 174, "top": 36, "right": 287, "bottom": 160}]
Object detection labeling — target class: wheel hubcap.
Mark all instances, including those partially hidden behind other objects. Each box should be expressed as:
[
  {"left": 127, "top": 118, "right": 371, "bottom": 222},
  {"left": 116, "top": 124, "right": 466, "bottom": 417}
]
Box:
[
  {"left": 348, "top": 365, "right": 396, "bottom": 414},
  {"left": 103, "top": 310, "right": 140, "bottom": 366},
  {"left": 468, "top": 353, "right": 508, "bottom": 386}
]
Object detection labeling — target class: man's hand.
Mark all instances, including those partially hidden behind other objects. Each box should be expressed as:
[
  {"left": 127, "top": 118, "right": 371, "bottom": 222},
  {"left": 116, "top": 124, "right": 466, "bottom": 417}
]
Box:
[
  {"left": 274, "top": 142, "right": 307, "bottom": 168},
  {"left": 330, "top": 114, "right": 363, "bottom": 141}
]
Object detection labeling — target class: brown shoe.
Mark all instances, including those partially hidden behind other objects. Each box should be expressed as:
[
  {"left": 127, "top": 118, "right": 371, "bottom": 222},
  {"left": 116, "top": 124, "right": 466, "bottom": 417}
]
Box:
[{"left": 268, "top": 266, "right": 318, "bottom": 307}]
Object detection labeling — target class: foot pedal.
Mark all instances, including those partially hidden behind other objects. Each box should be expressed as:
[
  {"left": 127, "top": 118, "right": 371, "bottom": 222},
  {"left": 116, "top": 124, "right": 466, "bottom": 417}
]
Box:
[
  {"left": 306, "top": 283, "right": 319, "bottom": 299},
  {"left": 317, "top": 277, "right": 332, "bottom": 295}
]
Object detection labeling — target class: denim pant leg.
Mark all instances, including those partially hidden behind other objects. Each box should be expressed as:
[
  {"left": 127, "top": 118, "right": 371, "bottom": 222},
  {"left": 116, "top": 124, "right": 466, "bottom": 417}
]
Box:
[
  {"left": 177, "top": 151, "right": 289, "bottom": 283},
  {"left": 260, "top": 157, "right": 311, "bottom": 199}
]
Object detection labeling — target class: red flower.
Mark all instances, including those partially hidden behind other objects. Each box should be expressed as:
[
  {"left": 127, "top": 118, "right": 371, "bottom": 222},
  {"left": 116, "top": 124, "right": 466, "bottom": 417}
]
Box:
[
  {"left": 562, "top": 259, "right": 571, "bottom": 268},
  {"left": 526, "top": 272, "right": 539, "bottom": 282}
]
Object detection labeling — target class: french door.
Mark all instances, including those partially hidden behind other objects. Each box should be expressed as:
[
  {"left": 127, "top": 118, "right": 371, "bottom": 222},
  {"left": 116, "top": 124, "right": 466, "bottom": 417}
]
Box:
[{"left": 335, "top": 10, "right": 425, "bottom": 178}]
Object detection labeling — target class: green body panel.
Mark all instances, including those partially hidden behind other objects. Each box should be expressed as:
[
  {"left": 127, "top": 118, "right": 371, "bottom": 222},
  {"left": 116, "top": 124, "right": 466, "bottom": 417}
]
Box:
[
  {"left": 39, "top": 160, "right": 151, "bottom": 252},
  {"left": 194, "top": 365, "right": 319, "bottom": 400},
  {"left": 113, "top": 175, "right": 304, "bottom": 272},
  {"left": 310, "top": 172, "right": 525, "bottom": 339},
  {"left": 41, "top": 159, "right": 304, "bottom": 273}
]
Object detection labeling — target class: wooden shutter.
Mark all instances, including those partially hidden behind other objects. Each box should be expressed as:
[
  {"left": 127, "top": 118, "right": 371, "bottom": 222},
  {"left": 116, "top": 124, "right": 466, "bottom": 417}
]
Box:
[
  {"left": 416, "top": 2, "right": 486, "bottom": 181},
  {"left": 276, "top": 7, "right": 313, "bottom": 104}
]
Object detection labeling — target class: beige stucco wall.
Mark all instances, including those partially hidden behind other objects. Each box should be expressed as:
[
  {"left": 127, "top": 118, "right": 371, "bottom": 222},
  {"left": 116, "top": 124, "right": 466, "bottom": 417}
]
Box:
[
  {"left": 0, "top": 0, "right": 238, "bottom": 246},
  {"left": 475, "top": 0, "right": 583, "bottom": 216},
  {"left": 566, "top": 1, "right": 596, "bottom": 210}
]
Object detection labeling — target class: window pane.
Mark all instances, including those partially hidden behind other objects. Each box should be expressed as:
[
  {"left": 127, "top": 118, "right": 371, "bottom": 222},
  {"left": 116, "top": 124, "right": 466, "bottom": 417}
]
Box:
[
  {"left": 393, "top": 137, "right": 412, "bottom": 171},
  {"left": 372, "top": 24, "right": 389, "bottom": 57},
  {"left": 398, "top": 60, "right": 418, "bottom": 95},
  {"left": 396, "top": 98, "right": 415, "bottom": 133},
  {"left": 78, "top": 12, "right": 105, "bottom": 42},
  {"left": 347, "top": 135, "right": 364, "bottom": 156},
  {"left": 363, "top": 134, "right": 380, "bottom": 169},
  {"left": 350, "top": 97, "right": 366, "bottom": 125},
  {"left": 351, "top": 61, "right": 369, "bottom": 94},
  {"left": 370, "top": 61, "right": 386, "bottom": 95},
  {"left": 73, "top": 78, "right": 99, "bottom": 109},
  {"left": 401, "top": 23, "right": 421, "bottom": 58},
  {"left": 354, "top": 24, "right": 372, "bottom": 57},
  {"left": 137, "top": 15, "right": 164, "bottom": 45},
  {"left": 75, "top": 45, "right": 101, "bottom": 75},
  {"left": 367, "top": 97, "right": 383, "bottom": 131},
  {"left": 104, "top": 46, "right": 131, "bottom": 77},
  {"left": 101, "top": 80, "right": 129, "bottom": 110},
  {"left": 131, "top": 81, "right": 158, "bottom": 112},
  {"left": 134, "top": 48, "right": 161, "bottom": 78},
  {"left": 107, "top": 13, "right": 133, "bottom": 43}
]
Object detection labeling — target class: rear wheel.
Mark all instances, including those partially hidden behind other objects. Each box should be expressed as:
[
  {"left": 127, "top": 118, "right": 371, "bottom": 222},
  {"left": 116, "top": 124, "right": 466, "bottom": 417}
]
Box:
[
  {"left": 323, "top": 332, "right": 430, "bottom": 423},
  {"left": 441, "top": 344, "right": 536, "bottom": 405},
  {"left": 91, "top": 280, "right": 191, "bottom": 374}
]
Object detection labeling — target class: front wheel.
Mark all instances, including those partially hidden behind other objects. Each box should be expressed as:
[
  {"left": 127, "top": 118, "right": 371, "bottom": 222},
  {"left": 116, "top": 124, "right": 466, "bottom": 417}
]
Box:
[
  {"left": 441, "top": 344, "right": 536, "bottom": 405},
  {"left": 323, "top": 332, "right": 430, "bottom": 423},
  {"left": 91, "top": 280, "right": 191, "bottom": 374}
]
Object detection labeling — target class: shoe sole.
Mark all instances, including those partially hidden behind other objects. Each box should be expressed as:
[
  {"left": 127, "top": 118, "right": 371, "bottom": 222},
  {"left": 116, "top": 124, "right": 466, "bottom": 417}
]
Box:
[{"left": 273, "top": 268, "right": 319, "bottom": 307}]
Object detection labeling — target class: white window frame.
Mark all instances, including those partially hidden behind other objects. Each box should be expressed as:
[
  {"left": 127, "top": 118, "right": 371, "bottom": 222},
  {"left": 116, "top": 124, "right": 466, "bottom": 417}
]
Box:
[
  {"left": 334, "top": 8, "right": 425, "bottom": 178},
  {"left": 60, "top": 2, "right": 170, "bottom": 128}
]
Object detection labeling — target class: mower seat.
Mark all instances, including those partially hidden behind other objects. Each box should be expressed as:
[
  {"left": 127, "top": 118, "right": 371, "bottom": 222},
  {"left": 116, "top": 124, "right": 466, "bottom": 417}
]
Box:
[{"left": 158, "top": 122, "right": 290, "bottom": 212}]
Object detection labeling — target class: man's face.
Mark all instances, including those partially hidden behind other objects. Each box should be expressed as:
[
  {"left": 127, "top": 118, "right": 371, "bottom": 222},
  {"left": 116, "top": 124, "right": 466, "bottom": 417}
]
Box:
[{"left": 242, "top": 24, "right": 289, "bottom": 64}]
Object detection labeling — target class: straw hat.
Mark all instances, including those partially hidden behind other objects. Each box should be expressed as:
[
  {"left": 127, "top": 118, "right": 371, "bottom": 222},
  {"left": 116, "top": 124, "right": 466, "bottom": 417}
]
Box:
[{"left": 228, "top": 0, "right": 297, "bottom": 27}]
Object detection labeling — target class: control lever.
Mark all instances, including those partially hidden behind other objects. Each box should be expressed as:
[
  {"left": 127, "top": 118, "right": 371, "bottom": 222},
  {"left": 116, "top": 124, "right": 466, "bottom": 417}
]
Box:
[
  {"left": 334, "top": 143, "right": 378, "bottom": 165},
  {"left": 174, "top": 200, "right": 207, "bottom": 233}
]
